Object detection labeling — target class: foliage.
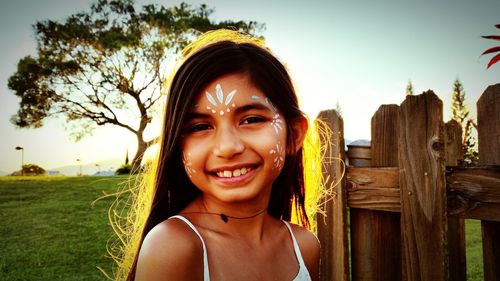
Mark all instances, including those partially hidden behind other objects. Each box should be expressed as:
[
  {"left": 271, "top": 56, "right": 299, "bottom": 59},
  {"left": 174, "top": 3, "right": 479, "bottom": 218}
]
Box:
[
  {"left": 450, "top": 78, "right": 478, "bottom": 165},
  {"left": 115, "top": 163, "right": 133, "bottom": 175},
  {"left": 335, "top": 101, "right": 343, "bottom": 117},
  {"left": 10, "top": 163, "right": 46, "bottom": 176},
  {"left": 8, "top": 0, "right": 264, "bottom": 169},
  {"left": 481, "top": 24, "right": 500, "bottom": 69},
  {"left": 0, "top": 176, "right": 130, "bottom": 280},
  {"left": 405, "top": 80, "right": 414, "bottom": 96}
]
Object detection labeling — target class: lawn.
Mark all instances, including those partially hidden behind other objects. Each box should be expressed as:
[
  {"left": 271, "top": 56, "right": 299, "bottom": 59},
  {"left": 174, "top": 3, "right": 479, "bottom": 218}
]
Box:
[
  {"left": 0, "top": 176, "right": 130, "bottom": 281},
  {"left": 0, "top": 176, "right": 485, "bottom": 280}
]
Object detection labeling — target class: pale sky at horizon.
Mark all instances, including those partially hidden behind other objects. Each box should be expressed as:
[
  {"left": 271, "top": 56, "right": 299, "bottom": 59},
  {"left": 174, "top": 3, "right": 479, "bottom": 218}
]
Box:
[{"left": 1, "top": 0, "right": 499, "bottom": 174}]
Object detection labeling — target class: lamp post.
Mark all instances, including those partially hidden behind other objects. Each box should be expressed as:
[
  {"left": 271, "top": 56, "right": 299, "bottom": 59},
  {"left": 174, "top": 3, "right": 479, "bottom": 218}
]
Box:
[
  {"left": 15, "top": 146, "right": 24, "bottom": 176},
  {"left": 76, "top": 159, "right": 82, "bottom": 176}
]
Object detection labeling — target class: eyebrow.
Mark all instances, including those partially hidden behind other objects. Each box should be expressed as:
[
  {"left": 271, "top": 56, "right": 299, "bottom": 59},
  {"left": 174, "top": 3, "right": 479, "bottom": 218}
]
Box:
[
  {"left": 187, "top": 102, "right": 273, "bottom": 120},
  {"left": 233, "top": 102, "right": 273, "bottom": 115}
]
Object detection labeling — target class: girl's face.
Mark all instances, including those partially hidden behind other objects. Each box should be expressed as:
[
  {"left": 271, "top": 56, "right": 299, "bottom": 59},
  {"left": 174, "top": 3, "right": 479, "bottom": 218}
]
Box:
[{"left": 181, "top": 73, "right": 287, "bottom": 205}]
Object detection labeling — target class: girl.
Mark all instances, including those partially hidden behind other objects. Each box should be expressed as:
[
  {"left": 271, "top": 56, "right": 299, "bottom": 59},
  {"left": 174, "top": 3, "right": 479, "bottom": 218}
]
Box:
[{"left": 118, "top": 29, "right": 321, "bottom": 281}]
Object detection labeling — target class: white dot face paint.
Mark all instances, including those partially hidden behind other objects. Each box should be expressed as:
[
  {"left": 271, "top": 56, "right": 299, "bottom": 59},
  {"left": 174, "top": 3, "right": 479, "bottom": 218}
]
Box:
[
  {"left": 269, "top": 141, "right": 285, "bottom": 170},
  {"left": 271, "top": 114, "right": 283, "bottom": 134},
  {"left": 183, "top": 152, "right": 196, "bottom": 177},
  {"left": 205, "top": 83, "right": 237, "bottom": 116}
]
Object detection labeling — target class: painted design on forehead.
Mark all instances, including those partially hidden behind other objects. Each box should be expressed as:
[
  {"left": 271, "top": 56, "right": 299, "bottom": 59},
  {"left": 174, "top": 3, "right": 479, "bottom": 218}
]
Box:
[
  {"left": 183, "top": 152, "right": 196, "bottom": 178},
  {"left": 205, "top": 84, "right": 237, "bottom": 116},
  {"left": 269, "top": 141, "right": 285, "bottom": 170},
  {"left": 271, "top": 114, "right": 283, "bottom": 134}
]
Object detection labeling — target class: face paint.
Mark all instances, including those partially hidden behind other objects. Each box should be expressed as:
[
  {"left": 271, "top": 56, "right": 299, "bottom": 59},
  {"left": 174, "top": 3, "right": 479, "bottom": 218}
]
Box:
[
  {"left": 271, "top": 114, "right": 283, "bottom": 135},
  {"left": 205, "top": 83, "right": 237, "bottom": 116},
  {"left": 269, "top": 141, "right": 285, "bottom": 170},
  {"left": 183, "top": 152, "right": 196, "bottom": 177}
]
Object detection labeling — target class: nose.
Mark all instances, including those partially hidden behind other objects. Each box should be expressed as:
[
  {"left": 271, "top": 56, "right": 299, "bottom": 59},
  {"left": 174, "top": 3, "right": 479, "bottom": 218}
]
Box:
[{"left": 213, "top": 126, "right": 245, "bottom": 158}]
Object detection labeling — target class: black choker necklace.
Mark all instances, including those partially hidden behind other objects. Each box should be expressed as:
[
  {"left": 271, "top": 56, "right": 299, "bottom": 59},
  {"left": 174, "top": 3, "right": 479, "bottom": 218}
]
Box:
[{"left": 180, "top": 208, "right": 268, "bottom": 223}]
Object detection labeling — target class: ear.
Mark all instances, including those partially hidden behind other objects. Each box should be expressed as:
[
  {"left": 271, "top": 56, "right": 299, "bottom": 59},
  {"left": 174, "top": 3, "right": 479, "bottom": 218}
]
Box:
[{"left": 291, "top": 116, "right": 308, "bottom": 153}]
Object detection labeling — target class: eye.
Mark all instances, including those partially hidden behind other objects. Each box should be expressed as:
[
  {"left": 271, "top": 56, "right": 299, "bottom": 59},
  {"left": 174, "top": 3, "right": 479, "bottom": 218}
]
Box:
[
  {"left": 187, "top": 123, "right": 212, "bottom": 133},
  {"left": 241, "top": 116, "right": 266, "bottom": 125}
]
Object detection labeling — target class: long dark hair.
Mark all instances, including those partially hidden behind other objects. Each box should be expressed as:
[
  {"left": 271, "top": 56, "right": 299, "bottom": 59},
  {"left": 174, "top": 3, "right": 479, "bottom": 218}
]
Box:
[{"left": 126, "top": 30, "right": 308, "bottom": 280}]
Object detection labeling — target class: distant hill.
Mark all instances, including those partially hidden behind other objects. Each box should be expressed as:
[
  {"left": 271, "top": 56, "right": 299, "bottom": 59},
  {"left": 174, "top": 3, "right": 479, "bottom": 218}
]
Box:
[{"left": 49, "top": 157, "right": 123, "bottom": 176}]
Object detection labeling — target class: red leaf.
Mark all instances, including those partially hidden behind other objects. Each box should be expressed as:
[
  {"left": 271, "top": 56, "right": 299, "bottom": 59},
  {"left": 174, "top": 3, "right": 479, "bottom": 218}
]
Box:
[
  {"left": 487, "top": 53, "right": 500, "bottom": 69},
  {"left": 495, "top": 24, "right": 500, "bottom": 29},
  {"left": 482, "top": 35, "right": 500, "bottom": 41},
  {"left": 482, "top": 46, "right": 500, "bottom": 55}
]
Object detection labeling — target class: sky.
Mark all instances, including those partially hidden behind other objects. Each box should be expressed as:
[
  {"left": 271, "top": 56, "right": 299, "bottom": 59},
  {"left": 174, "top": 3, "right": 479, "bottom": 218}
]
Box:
[{"left": 0, "top": 0, "right": 499, "bottom": 175}]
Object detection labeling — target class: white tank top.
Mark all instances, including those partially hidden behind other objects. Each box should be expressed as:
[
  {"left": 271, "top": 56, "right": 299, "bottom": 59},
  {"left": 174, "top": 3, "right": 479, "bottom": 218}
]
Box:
[{"left": 169, "top": 215, "right": 312, "bottom": 281}]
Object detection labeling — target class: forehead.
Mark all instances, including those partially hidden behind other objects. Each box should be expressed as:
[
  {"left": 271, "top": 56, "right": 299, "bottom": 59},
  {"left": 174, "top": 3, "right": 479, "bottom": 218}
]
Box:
[{"left": 197, "top": 73, "right": 265, "bottom": 104}]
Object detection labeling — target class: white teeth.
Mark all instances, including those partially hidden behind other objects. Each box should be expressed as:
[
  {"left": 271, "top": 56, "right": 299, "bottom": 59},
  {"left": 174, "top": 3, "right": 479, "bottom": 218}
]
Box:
[{"left": 216, "top": 167, "right": 251, "bottom": 178}]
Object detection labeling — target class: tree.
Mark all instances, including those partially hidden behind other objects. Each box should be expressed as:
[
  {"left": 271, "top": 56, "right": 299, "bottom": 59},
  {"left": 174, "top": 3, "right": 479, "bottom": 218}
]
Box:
[
  {"left": 8, "top": 0, "right": 264, "bottom": 169},
  {"left": 405, "top": 80, "right": 414, "bottom": 96},
  {"left": 450, "top": 78, "right": 478, "bottom": 165},
  {"left": 481, "top": 24, "right": 500, "bottom": 69},
  {"left": 10, "top": 164, "right": 46, "bottom": 176},
  {"left": 335, "top": 101, "right": 343, "bottom": 117}
]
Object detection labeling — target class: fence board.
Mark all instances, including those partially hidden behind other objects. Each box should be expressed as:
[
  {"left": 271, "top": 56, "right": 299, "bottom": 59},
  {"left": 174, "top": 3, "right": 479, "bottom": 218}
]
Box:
[
  {"left": 398, "top": 91, "right": 448, "bottom": 280},
  {"left": 478, "top": 84, "right": 500, "bottom": 281},
  {"left": 350, "top": 104, "right": 402, "bottom": 281},
  {"left": 316, "top": 110, "right": 349, "bottom": 281},
  {"left": 346, "top": 167, "right": 400, "bottom": 212},
  {"left": 445, "top": 120, "right": 466, "bottom": 281}
]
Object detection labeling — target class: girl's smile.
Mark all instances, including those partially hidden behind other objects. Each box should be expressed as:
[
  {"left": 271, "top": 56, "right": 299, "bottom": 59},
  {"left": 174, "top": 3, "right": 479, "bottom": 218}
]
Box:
[{"left": 181, "top": 73, "right": 287, "bottom": 204}]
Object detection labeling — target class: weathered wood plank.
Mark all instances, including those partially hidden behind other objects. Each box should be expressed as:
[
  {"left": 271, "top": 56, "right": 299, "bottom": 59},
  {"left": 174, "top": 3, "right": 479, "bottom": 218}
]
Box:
[
  {"left": 445, "top": 120, "right": 466, "bottom": 281},
  {"left": 478, "top": 84, "right": 500, "bottom": 281},
  {"left": 316, "top": 110, "right": 349, "bottom": 281},
  {"left": 345, "top": 166, "right": 500, "bottom": 220},
  {"left": 350, "top": 103, "right": 402, "bottom": 281},
  {"left": 398, "top": 91, "right": 448, "bottom": 281},
  {"left": 346, "top": 167, "right": 400, "bottom": 212}
]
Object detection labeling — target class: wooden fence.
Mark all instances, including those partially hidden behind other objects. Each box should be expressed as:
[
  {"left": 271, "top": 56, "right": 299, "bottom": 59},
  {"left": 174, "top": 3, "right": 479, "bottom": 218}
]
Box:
[{"left": 316, "top": 84, "right": 500, "bottom": 281}]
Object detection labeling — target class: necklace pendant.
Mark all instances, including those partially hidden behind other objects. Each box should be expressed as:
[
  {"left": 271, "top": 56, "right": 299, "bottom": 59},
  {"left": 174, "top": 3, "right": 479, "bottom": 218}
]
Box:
[{"left": 220, "top": 214, "right": 229, "bottom": 223}]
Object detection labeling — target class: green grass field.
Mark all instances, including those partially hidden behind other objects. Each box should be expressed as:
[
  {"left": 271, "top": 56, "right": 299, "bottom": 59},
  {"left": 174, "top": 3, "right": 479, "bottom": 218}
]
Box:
[
  {"left": 0, "top": 176, "right": 130, "bottom": 281},
  {"left": 0, "top": 176, "right": 484, "bottom": 280}
]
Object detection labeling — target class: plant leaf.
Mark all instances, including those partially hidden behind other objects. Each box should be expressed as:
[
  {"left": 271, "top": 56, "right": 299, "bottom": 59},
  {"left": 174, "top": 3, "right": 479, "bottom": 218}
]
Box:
[
  {"left": 495, "top": 24, "right": 500, "bottom": 29},
  {"left": 481, "top": 46, "right": 500, "bottom": 55},
  {"left": 482, "top": 35, "right": 500, "bottom": 41},
  {"left": 487, "top": 53, "right": 500, "bottom": 69}
]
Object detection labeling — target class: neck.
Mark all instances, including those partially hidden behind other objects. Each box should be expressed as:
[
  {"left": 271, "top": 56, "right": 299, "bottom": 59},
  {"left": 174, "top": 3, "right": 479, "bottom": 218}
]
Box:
[{"left": 181, "top": 196, "right": 273, "bottom": 241}]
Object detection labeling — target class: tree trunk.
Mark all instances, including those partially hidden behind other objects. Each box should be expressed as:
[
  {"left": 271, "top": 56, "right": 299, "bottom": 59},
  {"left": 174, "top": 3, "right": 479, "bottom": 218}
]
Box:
[{"left": 132, "top": 136, "right": 147, "bottom": 172}]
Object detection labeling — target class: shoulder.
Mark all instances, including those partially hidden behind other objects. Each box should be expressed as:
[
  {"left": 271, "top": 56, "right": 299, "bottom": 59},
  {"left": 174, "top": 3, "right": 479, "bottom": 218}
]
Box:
[
  {"left": 288, "top": 223, "right": 321, "bottom": 281},
  {"left": 134, "top": 217, "right": 205, "bottom": 281}
]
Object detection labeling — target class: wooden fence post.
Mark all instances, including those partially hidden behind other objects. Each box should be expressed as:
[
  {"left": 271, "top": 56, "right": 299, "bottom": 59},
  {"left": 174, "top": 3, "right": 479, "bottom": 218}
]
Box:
[
  {"left": 445, "top": 120, "right": 466, "bottom": 281},
  {"left": 398, "top": 91, "right": 448, "bottom": 280},
  {"left": 349, "top": 104, "right": 402, "bottom": 280},
  {"left": 316, "top": 110, "right": 349, "bottom": 281},
  {"left": 477, "top": 84, "right": 500, "bottom": 281}
]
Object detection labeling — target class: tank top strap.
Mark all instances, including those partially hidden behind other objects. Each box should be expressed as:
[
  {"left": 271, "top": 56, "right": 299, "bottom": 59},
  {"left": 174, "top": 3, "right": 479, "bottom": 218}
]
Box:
[
  {"left": 282, "top": 220, "right": 313, "bottom": 281},
  {"left": 169, "top": 215, "right": 210, "bottom": 281}
]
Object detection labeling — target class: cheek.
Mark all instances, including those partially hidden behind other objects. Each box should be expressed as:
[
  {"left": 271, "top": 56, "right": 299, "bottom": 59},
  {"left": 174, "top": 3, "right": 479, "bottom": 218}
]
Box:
[
  {"left": 260, "top": 120, "right": 287, "bottom": 171},
  {"left": 181, "top": 140, "right": 205, "bottom": 178},
  {"left": 182, "top": 151, "right": 196, "bottom": 178}
]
